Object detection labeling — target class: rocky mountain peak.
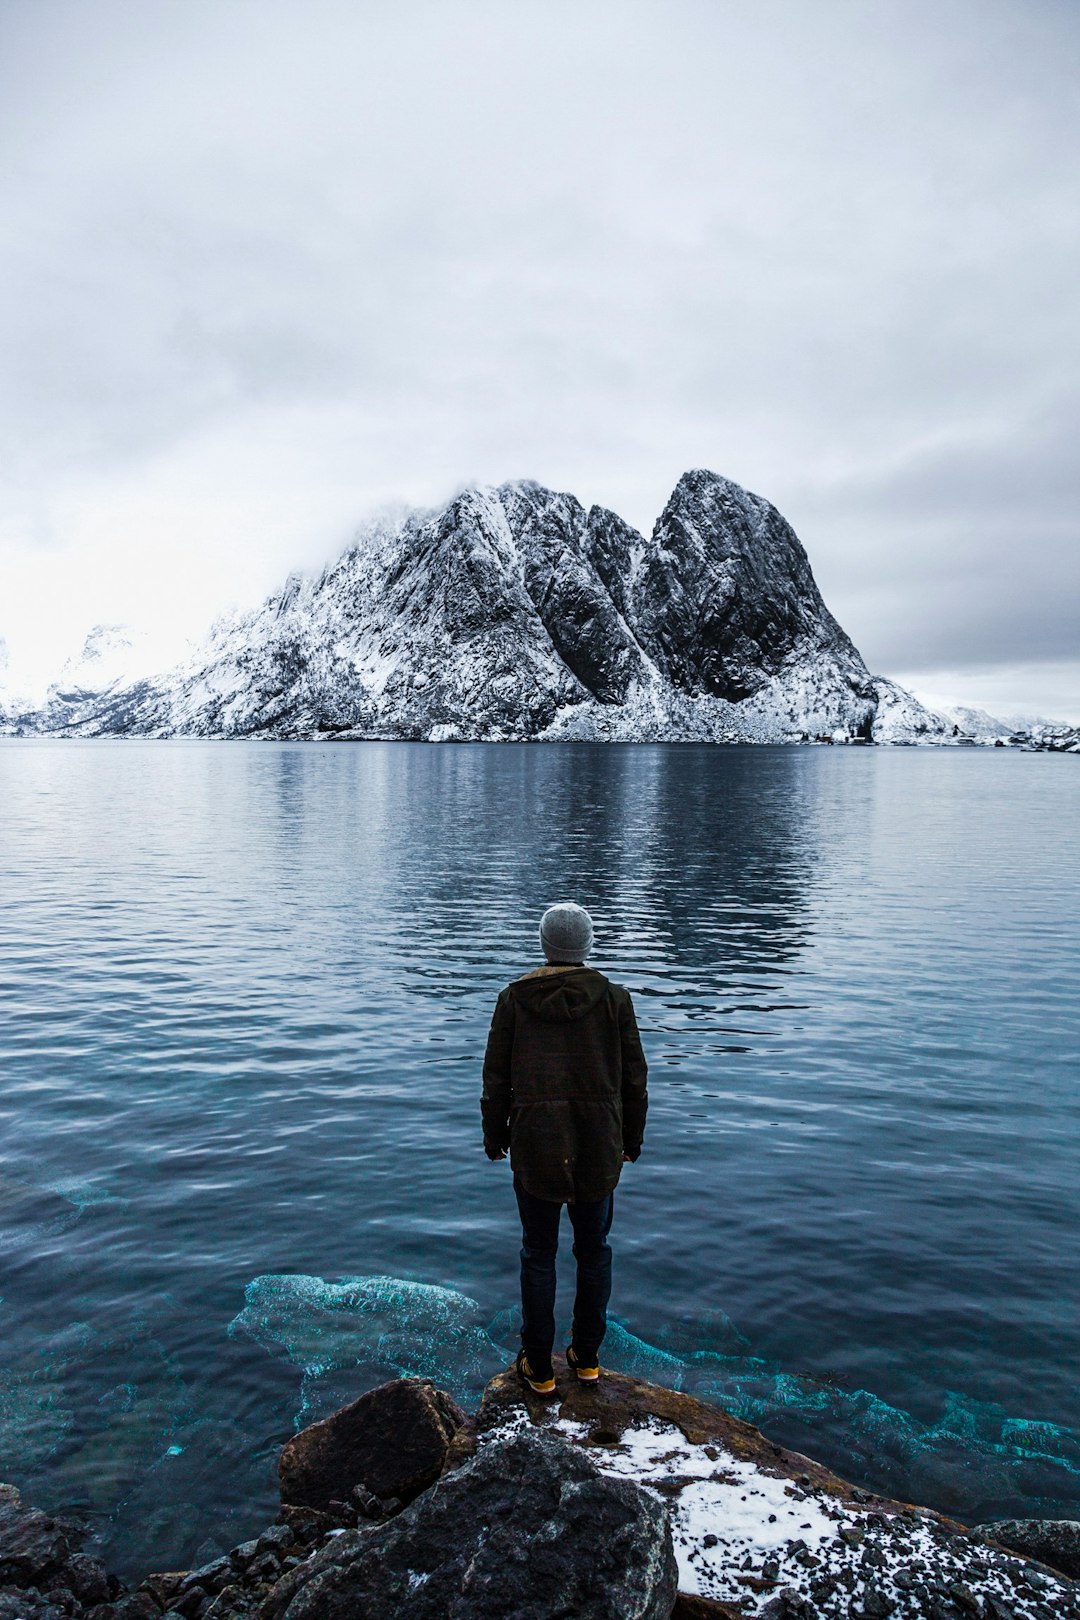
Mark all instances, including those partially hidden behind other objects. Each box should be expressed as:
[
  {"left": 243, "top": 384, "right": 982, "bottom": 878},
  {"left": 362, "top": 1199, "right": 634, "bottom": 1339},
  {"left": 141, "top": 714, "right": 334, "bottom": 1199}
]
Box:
[
  {"left": 14, "top": 470, "right": 937, "bottom": 744},
  {"left": 632, "top": 469, "right": 869, "bottom": 705}
]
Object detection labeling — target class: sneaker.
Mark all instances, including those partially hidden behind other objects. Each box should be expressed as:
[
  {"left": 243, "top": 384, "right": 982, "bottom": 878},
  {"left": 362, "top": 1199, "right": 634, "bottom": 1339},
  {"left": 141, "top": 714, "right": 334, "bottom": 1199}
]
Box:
[
  {"left": 516, "top": 1349, "right": 557, "bottom": 1396},
  {"left": 566, "top": 1345, "right": 600, "bottom": 1382}
]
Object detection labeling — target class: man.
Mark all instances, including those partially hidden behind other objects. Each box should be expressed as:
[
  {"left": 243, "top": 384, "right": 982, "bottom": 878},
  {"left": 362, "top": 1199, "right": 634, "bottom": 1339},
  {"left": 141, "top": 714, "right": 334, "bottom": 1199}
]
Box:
[{"left": 481, "top": 901, "right": 648, "bottom": 1395}]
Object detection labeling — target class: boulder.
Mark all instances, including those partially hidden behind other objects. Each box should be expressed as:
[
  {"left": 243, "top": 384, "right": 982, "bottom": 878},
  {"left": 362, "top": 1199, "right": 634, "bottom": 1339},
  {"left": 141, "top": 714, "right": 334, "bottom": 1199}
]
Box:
[
  {"left": 978, "top": 1517, "right": 1080, "bottom": 1579},
  {"left": 266, "top": 1428, "right": 677, "bottom": 1620},
  {"left": 462, "top": 1363, "right": 1080, "bottom": 1619},
  {"left": 278, "top": 1378, "right": 465, "bottom": 1512},
  {"left": 63, "top": 1551, "right": 113, "bottom": 1606},
  {"left": 0, "top": 1498, "right": 80, "bottom": 1590}
]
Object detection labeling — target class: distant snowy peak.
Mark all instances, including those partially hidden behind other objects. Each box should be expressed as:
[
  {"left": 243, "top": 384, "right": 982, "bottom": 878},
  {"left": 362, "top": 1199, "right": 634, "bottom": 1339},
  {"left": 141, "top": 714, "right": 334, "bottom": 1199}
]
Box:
[
  {"left": 0, "top": 634, "right": 41, "bottom": 729},
  {"left": 40, "top": 624, "right": 156, "bottom": 729},
  {"left": 53, "top": 624, "right": 148, "bottom": 693},
  {"left": 869, "top": 679, "right": 948, "bottom": 744}
]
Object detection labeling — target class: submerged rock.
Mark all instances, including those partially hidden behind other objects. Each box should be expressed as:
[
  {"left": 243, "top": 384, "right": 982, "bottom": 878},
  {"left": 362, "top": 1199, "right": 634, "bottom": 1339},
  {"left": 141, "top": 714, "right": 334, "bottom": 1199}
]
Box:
[
  {"left": 278, "top": 1377, "right": 465, "bottom": 1512},
  {"left": 270, "top": 1428, "right": 677, "bottom": 1620}
]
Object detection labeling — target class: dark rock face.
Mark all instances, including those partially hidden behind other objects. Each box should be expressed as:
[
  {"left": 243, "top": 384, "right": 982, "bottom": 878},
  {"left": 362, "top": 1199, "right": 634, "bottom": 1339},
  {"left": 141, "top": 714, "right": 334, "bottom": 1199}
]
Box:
[
  {"left": 630, "top": 471, "right": 870, "bottom": 705},
  {"left": 0, "top": 1496, "right": 81, "bottom": 1589},
  {"left": 278, "top": 1377, "right": 465, "bottom": 1512},
  {"left": 274, "top": 1428, "right": 677, "bottom": 1620},
  {"left": 32, "top": 471, "right": 892, "bottom": 743},
  {"left": 0, "top": 1491, "right": 115, "bottom": 1618},
  {"left": 979, "top": 1517, "right": 1080, "bottom": 1578}
]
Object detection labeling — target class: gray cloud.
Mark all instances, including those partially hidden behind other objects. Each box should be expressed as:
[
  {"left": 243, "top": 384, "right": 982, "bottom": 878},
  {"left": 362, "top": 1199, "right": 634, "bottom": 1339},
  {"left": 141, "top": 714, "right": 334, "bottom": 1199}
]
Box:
[{"left": 0, "top": 0, "right": 1077, "bottom": 712}]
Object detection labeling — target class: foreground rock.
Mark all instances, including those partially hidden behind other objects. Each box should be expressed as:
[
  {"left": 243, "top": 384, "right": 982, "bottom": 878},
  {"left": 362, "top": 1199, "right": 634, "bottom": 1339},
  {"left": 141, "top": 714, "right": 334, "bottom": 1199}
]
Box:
[
  {"left": 460, "top": 1360, "right": 1080, "bottom": 1618},
  {"left": 4, "top": 1368, "right": 1080, "bottom": 1619},
  {"left": 0, "top": 1486, "right": 114, "bottom": 1613},
  {"left": 267, "top": 1428, "right": 676, "bottom": 1620},
  {"left": 278, "top": 1377, "right": 464, "bottom": 1512}
]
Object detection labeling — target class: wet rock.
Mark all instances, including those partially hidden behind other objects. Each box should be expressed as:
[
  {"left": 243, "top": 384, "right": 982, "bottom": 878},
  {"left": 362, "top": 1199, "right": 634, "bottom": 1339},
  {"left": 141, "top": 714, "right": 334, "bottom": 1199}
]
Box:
[
  {"left": 0, "top": 1499, "right": 79, "bottom": 1589},
  {"left": 977, "top": 1517, "right": 1080, "bottom": 1579},
  {"left": 164, "top": 1589, "right": 204, "bottom": 1619},
  {"left": 273, "top": 1428, "right": 676, "bottom": 1620},
  {"left": 274, "top": 1508, "right": 332, "bottom": 1546},
  {"left": 138, "top": 1573, "right": 188, "bottom": 1609},
  {"left": 278, "top": 1378, "right": 465, "bottom": 1512},
  {"left": 202, "top": 1585, "right": 247, "bottom": 1620},
  {"left": 178, "top": 1557, "right": 232, "bottom": 1595},
  {"left": 246, "top": 1553, "right": 282, "bottom": 1583},
  {"left": 64, "top": 1554, "right": 112, "bottom": 1606},
  {"left": 87, "top": 1598, "right": 162, "bottom": 1620},
  {"left": 0, "top": 1587, "right": 71, "bottom": 1620},
  {"left": 252, "top": 1529, "right": 292, "bottom": 1557}
]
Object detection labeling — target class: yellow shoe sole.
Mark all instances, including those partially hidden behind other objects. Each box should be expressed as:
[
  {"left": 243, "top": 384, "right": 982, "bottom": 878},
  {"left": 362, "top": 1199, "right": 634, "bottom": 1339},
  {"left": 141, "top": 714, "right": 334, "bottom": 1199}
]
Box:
[{"left": 516, "top": 1353, "right": 557, "bottom": 1396}]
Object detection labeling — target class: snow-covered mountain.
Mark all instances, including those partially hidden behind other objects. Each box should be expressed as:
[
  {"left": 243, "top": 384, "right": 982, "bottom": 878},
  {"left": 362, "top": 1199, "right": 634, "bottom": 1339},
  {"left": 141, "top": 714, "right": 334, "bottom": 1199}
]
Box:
[
  {"left": 0, "top": 636, "right": 40, "bottom": 734},
  {"left": 12, "top": 469, "right": 1074, "bottom": 748},
  {"left": 23, "top": 471, "right": 901, "bottom": 743},
  {"left": 38, "top": 624, "right": 155, "bottom": 732}
]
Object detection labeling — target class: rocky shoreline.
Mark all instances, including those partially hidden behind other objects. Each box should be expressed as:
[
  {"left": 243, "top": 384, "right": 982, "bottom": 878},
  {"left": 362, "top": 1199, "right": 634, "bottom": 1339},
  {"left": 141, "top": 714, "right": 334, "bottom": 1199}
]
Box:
[{"left": 3, "top": 1365, "right": 1078, "bottom": 1620}]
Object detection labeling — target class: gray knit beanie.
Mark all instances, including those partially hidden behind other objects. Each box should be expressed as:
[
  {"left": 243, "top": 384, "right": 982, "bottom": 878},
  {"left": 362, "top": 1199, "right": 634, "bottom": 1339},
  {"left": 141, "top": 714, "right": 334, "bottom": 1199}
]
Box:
[{"left": 539, "top": 902, "right": 594, "bottom": 963}]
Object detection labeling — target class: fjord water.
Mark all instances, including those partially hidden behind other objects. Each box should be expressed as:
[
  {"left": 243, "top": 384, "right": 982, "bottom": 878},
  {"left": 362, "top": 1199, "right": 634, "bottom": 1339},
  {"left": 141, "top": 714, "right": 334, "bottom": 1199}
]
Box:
[{"left": 1, "top": 740, "right": 1077, "bottom": 1572}]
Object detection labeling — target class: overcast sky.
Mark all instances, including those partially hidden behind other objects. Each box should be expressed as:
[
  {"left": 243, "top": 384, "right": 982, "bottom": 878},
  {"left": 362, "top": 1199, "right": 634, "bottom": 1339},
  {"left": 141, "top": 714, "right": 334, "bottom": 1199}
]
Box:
[{"left": 1, "top": 0, "right": 1078, "bottom": 717}]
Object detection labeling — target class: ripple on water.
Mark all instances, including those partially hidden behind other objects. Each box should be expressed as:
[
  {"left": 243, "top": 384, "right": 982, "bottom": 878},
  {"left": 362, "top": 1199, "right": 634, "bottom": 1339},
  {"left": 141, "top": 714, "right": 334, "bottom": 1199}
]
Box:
[{"left": 0, "top": 740, "right": 1077, "bottom": 1573}]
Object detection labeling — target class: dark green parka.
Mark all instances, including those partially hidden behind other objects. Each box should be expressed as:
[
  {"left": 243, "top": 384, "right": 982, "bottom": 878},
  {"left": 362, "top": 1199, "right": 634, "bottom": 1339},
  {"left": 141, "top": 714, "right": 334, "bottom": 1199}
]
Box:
[{"left": 481, "top": 964, "right": 648, "bottom": 1203}]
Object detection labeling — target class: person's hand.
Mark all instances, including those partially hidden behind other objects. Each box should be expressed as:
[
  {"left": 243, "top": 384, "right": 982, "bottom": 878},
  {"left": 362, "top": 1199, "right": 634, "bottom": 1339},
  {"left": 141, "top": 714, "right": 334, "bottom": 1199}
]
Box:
[
  {"left": 485, "top": 1146, "right": 508, "bottom": 1161},
  {"left": 622, "top": 1153, "right": 633, "bottom": 1163}
]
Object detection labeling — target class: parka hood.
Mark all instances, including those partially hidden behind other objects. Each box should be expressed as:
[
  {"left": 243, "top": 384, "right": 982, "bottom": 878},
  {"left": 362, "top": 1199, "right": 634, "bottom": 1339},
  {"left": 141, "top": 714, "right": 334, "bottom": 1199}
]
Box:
[{"left": 509, "top": 965, "right": 610, "bottom": 1023}]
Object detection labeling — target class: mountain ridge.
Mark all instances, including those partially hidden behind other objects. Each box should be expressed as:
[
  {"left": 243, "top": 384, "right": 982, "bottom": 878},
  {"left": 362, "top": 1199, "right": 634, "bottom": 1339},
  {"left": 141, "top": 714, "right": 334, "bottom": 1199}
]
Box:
[{"left": 3, "top": 470, "right": 1076, "bottom": 750}]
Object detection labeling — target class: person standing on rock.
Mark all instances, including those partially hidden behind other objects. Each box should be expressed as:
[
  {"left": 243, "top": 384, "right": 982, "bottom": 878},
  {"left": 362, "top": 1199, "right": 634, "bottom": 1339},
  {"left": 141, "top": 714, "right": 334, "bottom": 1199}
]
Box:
[{"left": 481, "top": 902, "right": 649, "bottom": 1396}]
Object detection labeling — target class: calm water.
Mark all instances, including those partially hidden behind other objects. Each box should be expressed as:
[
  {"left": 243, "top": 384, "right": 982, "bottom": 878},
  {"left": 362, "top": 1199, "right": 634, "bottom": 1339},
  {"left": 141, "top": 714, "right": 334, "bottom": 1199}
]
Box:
[{"left": 0, "top": 740, "right": 1077, "bottom": 1574}]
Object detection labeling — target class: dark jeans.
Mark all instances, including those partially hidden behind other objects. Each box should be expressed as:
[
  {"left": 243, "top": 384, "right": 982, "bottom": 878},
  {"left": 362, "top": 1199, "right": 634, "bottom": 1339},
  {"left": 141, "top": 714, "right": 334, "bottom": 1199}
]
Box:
[{"left": 513, "top": 1173, "right": 614, "bottom": 1366}]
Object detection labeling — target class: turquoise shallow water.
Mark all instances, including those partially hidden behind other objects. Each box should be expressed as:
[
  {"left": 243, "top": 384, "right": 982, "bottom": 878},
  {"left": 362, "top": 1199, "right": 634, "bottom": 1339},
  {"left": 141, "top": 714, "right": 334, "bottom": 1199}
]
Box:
[{"left": 0, "top": 739, "right": 1077, "bottom": 1574}]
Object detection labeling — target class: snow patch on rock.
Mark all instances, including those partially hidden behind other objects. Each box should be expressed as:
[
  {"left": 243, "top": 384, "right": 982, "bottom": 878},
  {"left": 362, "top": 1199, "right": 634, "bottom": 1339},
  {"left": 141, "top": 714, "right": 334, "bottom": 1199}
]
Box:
[{"left": 480, "top": 1413, "right": 1080, "bottom": 1616}]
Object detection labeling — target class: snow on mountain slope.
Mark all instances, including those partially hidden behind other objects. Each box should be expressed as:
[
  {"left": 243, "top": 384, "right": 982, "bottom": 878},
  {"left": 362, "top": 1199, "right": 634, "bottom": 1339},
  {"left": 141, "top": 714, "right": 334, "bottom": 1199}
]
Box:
[
  {"left": 869, "top": 678, "right": 949, "bottom": 744},
  {"left": 0, "top": 636, "right": 41, "bottom": 735},
  {"left": 39, "top": 624, "right": 157, "bottom": 729},
  {"left": 28, "top": 472, "right": 935, "bottom": 744}
]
